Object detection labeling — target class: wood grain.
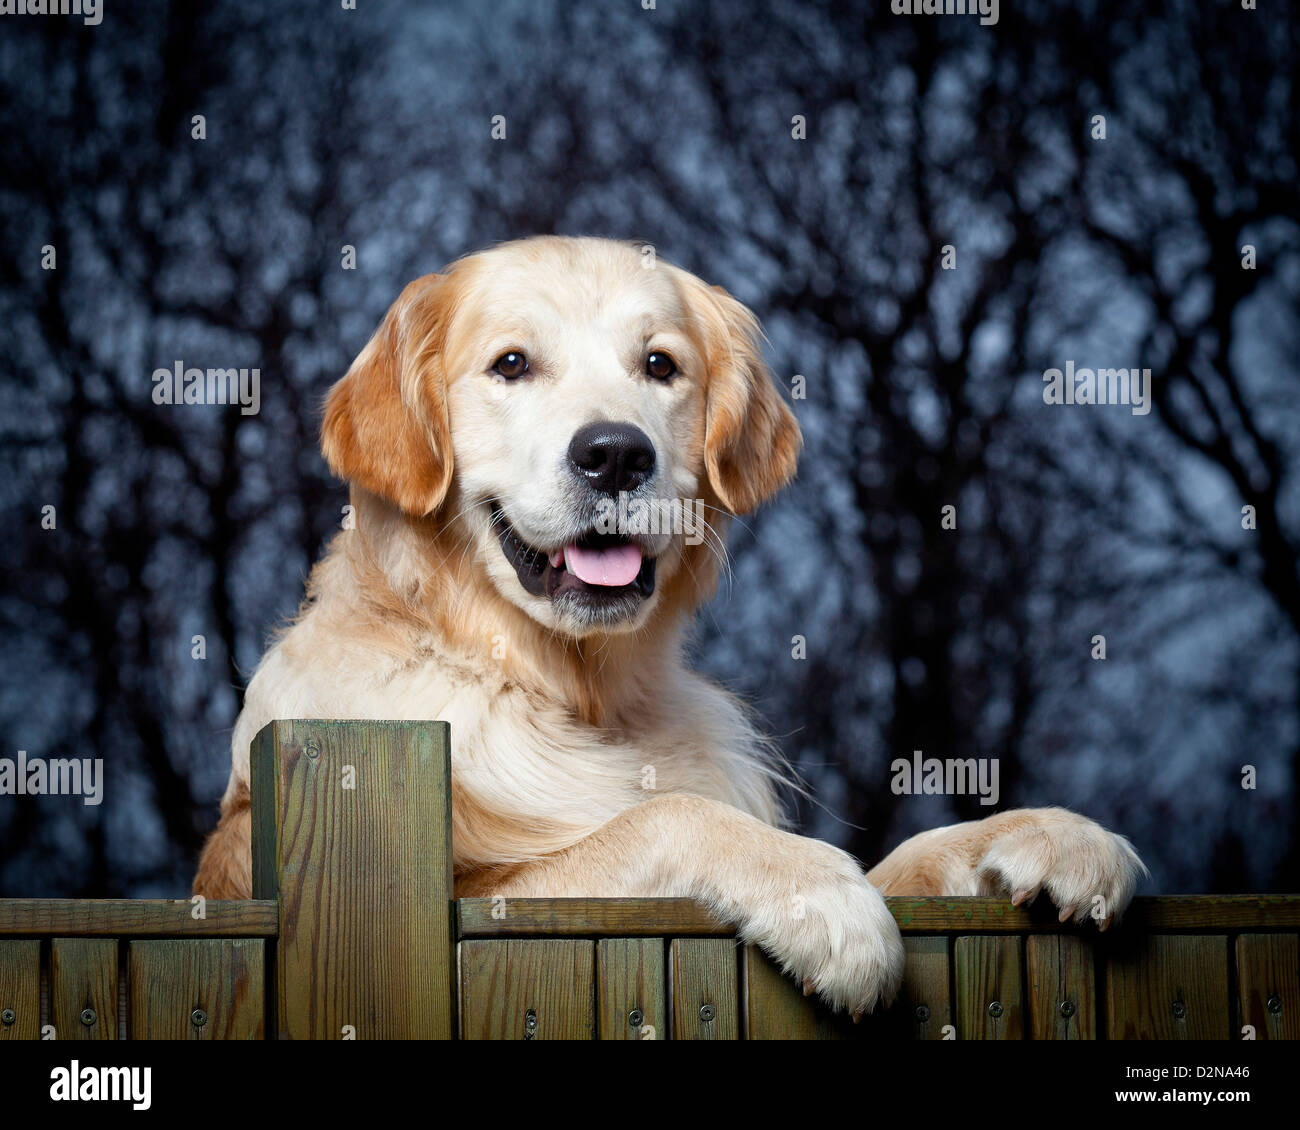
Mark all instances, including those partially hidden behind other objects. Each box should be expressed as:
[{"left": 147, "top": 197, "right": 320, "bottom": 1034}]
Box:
[
  {"left": 742, "top": 945, "right": 854, "bottom": 1039},
  {"left": 460, "top": 939, "right": 594, "bottom": 1040},
  {"left": 252, "top": 720, "right": 455, "bottom": 1040},
  {"left": 0, "top": 940, "right": 40, "bottom": 1040},
  {"left": 896, "top": 936, "right": 952, "bottom": 1040},
  {"left": 1235, "top": 933, "right": 1298, "bottom": 1041},
  {"left": 1105, "top": 934, "right": 1230, "bottom": 1039},
  {"left": 128, "top": 940, "right": 264, "bottom": 1039},
  {"left": 455, "top": 895, "right": 1300, "bottom": 938},
  {"left": 670, "top": 938, "right": 739, "bottom": 1040},
  {"left": 51, "top": 938, "right": 117, "bottom": 1041},
  {"left": 1026, "top": 934, "right": 1096, "bottom": 1039},
  {"left": 596, "top": 938, "right": 664, "bottom": 1040},
  {"left": 889, "top": 895, "right": 1300, "bottom": 933},
  {"left": 458, "top": 897, "right": 730, "bottom": 937},
  {"left": 0, "top": 900, "right": 277, "bottom": 937},
  {"left": 955, "top": 935, "right": 1023, "bottom": 1039}
]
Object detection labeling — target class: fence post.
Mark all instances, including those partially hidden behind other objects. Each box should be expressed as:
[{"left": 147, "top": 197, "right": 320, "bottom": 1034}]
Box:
[{"left": 251, "top": 719, "right": 456, "bottom": 1039}]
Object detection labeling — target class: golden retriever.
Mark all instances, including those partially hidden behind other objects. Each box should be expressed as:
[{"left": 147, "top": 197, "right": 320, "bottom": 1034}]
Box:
[{"left": 194, "top": 235, "right": 1145, "bottom": 1017}]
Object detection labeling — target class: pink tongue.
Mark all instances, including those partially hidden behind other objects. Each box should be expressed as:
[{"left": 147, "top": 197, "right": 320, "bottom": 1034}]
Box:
[{"left": 564, "top": 542, "right": 643, "bottom": 587}]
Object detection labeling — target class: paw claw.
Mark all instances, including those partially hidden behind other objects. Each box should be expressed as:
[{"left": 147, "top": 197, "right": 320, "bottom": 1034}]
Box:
[
  {"left": 1058, "top": 904, "right": 1076, "bottom": 923},
  {"left": 1010, "top": 886, "right": 1038, "bottom": 907},
  {"left": 802, "top": 978, "right": 815, "bottom": 997}
]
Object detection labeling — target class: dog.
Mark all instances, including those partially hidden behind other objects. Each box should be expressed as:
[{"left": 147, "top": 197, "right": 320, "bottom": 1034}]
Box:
[{"left": 194, "top": 235, "right": 1146, "bottom": 1017}]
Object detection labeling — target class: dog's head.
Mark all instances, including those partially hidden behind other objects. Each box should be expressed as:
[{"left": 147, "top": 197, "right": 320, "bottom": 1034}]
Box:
[{"left": 322, "top": 236, "right": 801, "bottom": 637}]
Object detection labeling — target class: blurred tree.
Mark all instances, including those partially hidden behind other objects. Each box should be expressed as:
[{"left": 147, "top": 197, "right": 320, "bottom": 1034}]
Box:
[{"left": 0, "top": 0, "right": 1294, "bottom": 895}]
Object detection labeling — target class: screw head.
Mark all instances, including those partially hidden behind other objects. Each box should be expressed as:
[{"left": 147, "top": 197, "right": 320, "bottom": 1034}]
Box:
[
  {"left": 1267, "top": 995, "right": 1283, "bottom": 1016},
  {"left": 524, "top": 1008, "right": 538, "bottom": 1031},
  {"left": 304, "top": 737, "right": 321, "bottom": 760},
  {"left": 628, "top": 1008, "right": 644, "bottom": 1028},
  {"left": 987, "top": 1000, "right": 1004, "bottom": 1019},
  {"left": 1060, "top": 999, "right": 1076, "bottom": 1019},
  {"left": 191, "top": 1008, "right": 208, "bottom": 1028},
  {"left": 914, "top": 1004, "right": 931, "bottom": 1023},
  {"left": 79, "top": 1008, "right": 97, "bottom": 1027},
  {"left": 699, "top": 1003, "right": 716, "bottom": 1023},
  {"left": 1172, "top": 1000, "right": 1187, "bottom": 1020},
  {"left": 1, "top": 1008, "right": 15, "bottom": 1025}
]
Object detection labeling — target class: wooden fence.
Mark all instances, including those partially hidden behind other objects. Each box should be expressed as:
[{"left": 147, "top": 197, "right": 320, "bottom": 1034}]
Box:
[{"left": 0, "top": 720, "right": 1296, "bottom": 1040}]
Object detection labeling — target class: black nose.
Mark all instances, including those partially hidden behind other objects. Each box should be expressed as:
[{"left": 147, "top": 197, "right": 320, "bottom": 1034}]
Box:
[{"left": 567, "top": 421, "right": 656, "bottom": 496}]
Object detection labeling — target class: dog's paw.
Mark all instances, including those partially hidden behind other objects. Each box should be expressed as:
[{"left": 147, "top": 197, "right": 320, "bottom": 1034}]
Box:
[
  {"left": 735, "top": 840, "right": 905, "bottom": 1020},
  {"left": 975, "top": 807, "right": 1147, "bottom": 929}
]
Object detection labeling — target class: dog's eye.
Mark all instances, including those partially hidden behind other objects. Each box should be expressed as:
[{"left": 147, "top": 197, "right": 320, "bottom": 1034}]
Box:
[
  {"left": 492, "top": 352, "right": 529, "bottom": 379},
  {"left": 646, "top": 352, "right": 677, "bottom": 381}
]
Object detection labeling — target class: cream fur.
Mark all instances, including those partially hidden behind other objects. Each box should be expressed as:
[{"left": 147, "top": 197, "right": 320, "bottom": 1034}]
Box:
[{"left": 195, "top": 236, "right": 1146, "bottom": 1018}]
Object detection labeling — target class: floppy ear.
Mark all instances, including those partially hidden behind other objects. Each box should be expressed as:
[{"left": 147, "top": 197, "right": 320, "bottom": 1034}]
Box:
[
  {"left": 692, "top": 281, "right": 802, "bottom": 515},
  {"left": 321, "top": 273, "right": 457, "bottom": 516}
]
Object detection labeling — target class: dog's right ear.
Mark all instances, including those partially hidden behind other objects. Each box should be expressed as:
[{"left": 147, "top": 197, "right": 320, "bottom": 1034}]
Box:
[{"left": 321, "top": 273, "right": 457, "bottom": 516}]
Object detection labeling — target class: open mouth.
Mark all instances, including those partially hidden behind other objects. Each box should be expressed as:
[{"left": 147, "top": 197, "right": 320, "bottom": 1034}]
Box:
[{"left": 491, "top": 503, "right": 657, "bottom": 606}]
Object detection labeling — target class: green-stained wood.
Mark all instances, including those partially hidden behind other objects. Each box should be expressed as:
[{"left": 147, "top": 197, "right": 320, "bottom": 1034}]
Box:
[
  {"left": 459, "top": 939, "right": 594, "bottom": 1040},
  {"left": 128, "top": 940, "right": 264, "bottom": 1039},
  {"left": 1026, "top": 934, "right": 1096, "bottom": 1040},
  {"left": 51, "top": 939, "right": 117, "bottom": 1041},
  {"left": 896, "top": 937, "right": 952, "bottom": 1040},
  {"left": 888, "top": 895, "right": 1300, "bottom": 934},
  {"left": 455, "top": 895, "right": 1300, "bottom": 939},
  {"left": 1235, "top": 933, "right": 1298, "bottom": 1041},
  {"left": 0, "top": 940, "right": 40, "bottom": 1040},
  {"left": 0, "top": 900, "right": 277, "bottom": 937},
  {"left": 252, "top": 720, "right": 455, "bottom": 1040},
  {"left": 596, "top": 938, "right": 664, "bottom": 1040},
  {"left": 1105, "top": 934, "right": 1230, "bottom": 1040},
  {"left": 742, "top": 945, "right": 853, "bottom": 1039},
  {"left": 670, "top": 938, "right": 739, "bottom": 1040},
  {"left": 955, "top": 935, "right": 1023, "bottom": 1039},
  {"left": 458, "top": 898, "right": 730, "bottom": 937}
]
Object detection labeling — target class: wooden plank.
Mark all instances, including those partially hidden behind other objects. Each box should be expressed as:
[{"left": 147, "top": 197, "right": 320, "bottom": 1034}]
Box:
[
  {"left": 896, "top": 937, "right": 952, "bottom": 1040},
  {"left": 455, "top": 895, "right": 1300, "bottom": 938},
  {"left": 460, "top": 939, "right": 594, "bottom": 1040},
  {"left": 0, "top": 940, "right": 40, "bottom": 1040},
  {"left": 51, "top": 939, "right": 117, "bottom": 1041},
  {"left": 1, "top": 895, "right": 1290, "bottom": 944},
  {"left": 743, "top": 945, "right": 853, "bottom": 1039},
  {"left": 1105, "top": 935, "right": 1230, "bottom": 1039},
  {"left": 252, "top": 720, "right": 456, "bottom": 1040},
  {"left": 954, "top": 935, "right": 1023, "bottom": 1039},
  {"left": 1112, "top": 897, "right": 1300, "bottom": 933},
  {"left": 0, "top": 899, "right": 278, "bottom": 937},
  {"left": 458, "top": 898, "right": 730, "bottom": 938},
  {"left": 670, "top": 938, "right": 739, "bottom": 1040},
  {"left": 596, "top": 938, "right": 664, "bottom": 1040},
  {"left": 1026, "top": 934, "right": 1096, "bottom": 1040},
  {"left": 1235, "top": 933, "right": 1299, "bottom": 1041},
  {"left": 890, "top": 895, "right": 1300, "bottom": 934},
  {"left": 128, "top": 940, "right": 264, "bottom": 1039}
]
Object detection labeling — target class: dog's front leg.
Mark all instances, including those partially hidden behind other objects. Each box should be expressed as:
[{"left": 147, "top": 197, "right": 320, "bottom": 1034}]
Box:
[
  {"left": 457, "top": 793, "right": 904, "bottom": 1018},
  {"left": 866, "top": 806, "right": 1147, "bottom": 928}
]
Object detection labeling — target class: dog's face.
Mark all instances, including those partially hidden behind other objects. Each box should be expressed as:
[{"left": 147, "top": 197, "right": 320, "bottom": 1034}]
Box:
[{"left": 321, "top": 237, "right": 801, "bottom": 637}]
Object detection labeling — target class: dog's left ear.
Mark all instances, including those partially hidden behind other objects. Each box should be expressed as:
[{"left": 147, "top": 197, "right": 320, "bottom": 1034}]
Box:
[
  {"left": 321, "top": 273, "right": 457, "bottom": 516},
  {"left": 691, "top": 281, "right": 802, "bottom": 514}
]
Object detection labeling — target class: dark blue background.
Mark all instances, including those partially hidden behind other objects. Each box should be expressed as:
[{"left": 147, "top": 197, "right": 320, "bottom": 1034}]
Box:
[{"left": 1, "top": 0, "right": 1296, "bottom": 895}]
